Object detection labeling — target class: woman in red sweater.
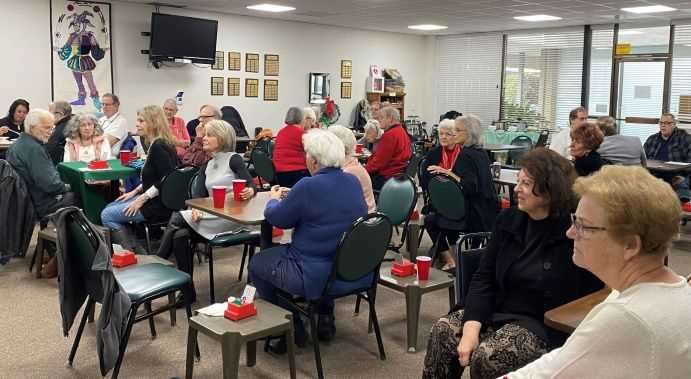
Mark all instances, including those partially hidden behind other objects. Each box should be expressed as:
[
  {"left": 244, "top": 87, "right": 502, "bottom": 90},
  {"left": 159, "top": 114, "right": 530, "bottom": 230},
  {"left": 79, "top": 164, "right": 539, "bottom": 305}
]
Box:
[{"left": 273, "top": 107, "right": 310, "bottom": 187}]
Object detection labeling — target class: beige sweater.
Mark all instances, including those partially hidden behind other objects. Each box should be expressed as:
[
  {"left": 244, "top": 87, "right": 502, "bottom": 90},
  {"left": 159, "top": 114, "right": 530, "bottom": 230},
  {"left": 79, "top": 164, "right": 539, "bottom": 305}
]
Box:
[{"left": 342, "top": 156, "right": 376, "bottom": 213}]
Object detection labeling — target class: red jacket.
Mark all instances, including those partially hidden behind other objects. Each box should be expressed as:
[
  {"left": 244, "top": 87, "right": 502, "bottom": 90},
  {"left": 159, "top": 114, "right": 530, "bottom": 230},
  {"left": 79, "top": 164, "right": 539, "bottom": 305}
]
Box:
[
  {"left": 273, "top": 124, "right": 307, "bottom": 173},
  {"left": 366, "top": 124, "right": 412, "bottom": 178}
]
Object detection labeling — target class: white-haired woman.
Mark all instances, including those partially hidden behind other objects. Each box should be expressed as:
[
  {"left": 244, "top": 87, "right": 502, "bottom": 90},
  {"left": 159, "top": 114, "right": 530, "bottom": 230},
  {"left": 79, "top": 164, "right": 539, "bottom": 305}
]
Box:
[
  {"left": 302, "top": 107, "right": 320, "bottom": 130},
  {"left": 63, "top": 113, "right": 111, "bottom": 162},
  {"left": 157, "top": 119, "right": 256, "bottom": 304},
  {"left": 249, "top": 129, "right": 368, "bottom": 353},
  {"left": 507, "top": 166, "right": 691, "bottom": 378},
  {"left": 329, "top": 125, "right": 376, "bottom": 212},
  {"left": 424, "top": 115, "right": 497, "bottom": 270},
  {"left": 359, "top": 119, "right": 383, "bottom": 153},
  {"left": 163, "top": 98, "right": 190, "bottom": 157}
]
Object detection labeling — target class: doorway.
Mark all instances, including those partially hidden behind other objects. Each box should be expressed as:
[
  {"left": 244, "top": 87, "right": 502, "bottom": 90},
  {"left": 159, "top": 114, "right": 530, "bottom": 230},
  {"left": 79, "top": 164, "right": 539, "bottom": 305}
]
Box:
[{"left": 615, "top": 59, "right": 667, "bottom": 143}]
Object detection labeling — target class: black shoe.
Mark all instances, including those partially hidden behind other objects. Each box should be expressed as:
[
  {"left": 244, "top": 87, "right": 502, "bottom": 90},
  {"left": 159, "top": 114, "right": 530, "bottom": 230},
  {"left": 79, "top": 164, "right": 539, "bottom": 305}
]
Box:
[
  {"left": 174, "top": 291, "right": 196, "bottom": 309},
  {"left": 317, "top": 314, "right": 336, "bottom": 342},
  {"left": 267, "top": 336, "right": 288, "bottom": 355}
]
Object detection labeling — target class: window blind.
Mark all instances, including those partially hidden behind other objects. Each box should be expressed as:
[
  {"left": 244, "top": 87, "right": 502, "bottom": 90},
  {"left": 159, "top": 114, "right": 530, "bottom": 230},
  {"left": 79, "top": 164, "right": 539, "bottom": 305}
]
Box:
[
  {"left": 672, "top": 23, "right": 691, "bottom": 124},
  {"left": 588, "top": 27, "right": 614, "bottom": 117}
]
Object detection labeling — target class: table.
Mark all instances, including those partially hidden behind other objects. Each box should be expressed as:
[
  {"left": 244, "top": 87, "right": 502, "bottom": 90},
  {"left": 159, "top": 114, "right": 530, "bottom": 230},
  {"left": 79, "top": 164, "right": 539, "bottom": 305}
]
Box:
[
  {"left": 493, "top": 168, "right": 519, "bottom": 204},
  {"left": 354, "top": 151, "right": 372, "bottom": 163},
  {"left": 544, "top": 288, "right": 610, "bottom": 334},
  {"left": 484, "top": 130, "right": 539, "bottom": 145},
  {"left": 646, "top": 160, "right": 691, "bottom": 174},
  {"left": 483, "top": 144, "right": 527, "bottom": 152},
  {"left": 378, "top": 262, "right": 455, "bottom": 353},
  {"left": 58, "top": 159, "right": 138, "bottom": 225},
  {"left": 186, "top": 192, "right": 274, "bottom": 249},
  {"left": 0, "top": 141, "right": 13, "bottom": 152},
  {"left": 185, "top": 299, "right": 296, "bottom": 379}
]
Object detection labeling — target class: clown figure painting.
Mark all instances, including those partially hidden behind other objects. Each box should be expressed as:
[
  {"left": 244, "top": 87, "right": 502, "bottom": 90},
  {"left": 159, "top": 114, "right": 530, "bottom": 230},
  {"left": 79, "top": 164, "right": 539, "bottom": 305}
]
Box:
[{"left": 51, "top": 1, "right": 112, "bottom": 114}]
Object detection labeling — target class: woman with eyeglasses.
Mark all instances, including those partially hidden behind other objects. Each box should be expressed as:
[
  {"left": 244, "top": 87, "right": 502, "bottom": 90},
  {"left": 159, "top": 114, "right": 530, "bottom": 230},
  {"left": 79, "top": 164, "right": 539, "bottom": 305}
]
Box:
[
  {"left": 422, "top": 148, "right": 602, "bottom": 379},
  {"left": 506, "top": 166, "right": 691, "bottom": 378}
]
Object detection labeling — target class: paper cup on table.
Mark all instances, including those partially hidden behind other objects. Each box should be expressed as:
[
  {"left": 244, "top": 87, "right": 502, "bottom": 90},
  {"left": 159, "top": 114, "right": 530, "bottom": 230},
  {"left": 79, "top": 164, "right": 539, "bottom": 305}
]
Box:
[
  {"left": 416, "top": 256, "right": 432, "bottom": 281},
  {"left": 232, "top": 179, "right": 247, "bottom": 201},
  {"left": 355, "top": 143, "right": 364, "bottom": 154},
  {"left": 212, "top": 186, "right": 227, "bottom": 208},
  {"left": 119, "top": 150, "right": 131, "bottom": 165}
]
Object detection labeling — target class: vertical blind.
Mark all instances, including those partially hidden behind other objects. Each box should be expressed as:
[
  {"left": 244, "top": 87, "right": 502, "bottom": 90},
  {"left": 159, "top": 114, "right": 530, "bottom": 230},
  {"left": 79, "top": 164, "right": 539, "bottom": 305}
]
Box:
[
  {"left": 672, "top": 23, "right": 691, "bottom": 123},
  {"left": 435, "top": 33, "right": 503, "bottom": 127},
  {"left": 501, "top": 28, "right": 584, "bottom": 130},
  {"left": 588, "top": 27, "right": 614, "bottom": 117}
]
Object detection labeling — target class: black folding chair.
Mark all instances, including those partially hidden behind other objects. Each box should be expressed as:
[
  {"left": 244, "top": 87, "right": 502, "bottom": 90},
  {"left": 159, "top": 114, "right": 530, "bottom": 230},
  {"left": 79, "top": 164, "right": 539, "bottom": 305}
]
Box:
[{"left": 454, "top": 232, "right": 491, "bottom": 306}]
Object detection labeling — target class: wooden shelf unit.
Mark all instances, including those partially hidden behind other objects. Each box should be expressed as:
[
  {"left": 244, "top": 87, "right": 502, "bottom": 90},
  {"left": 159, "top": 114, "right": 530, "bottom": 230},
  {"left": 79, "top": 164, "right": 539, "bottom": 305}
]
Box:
[{"left": 367, "top": 92, "right": 405, "bottom": 121}]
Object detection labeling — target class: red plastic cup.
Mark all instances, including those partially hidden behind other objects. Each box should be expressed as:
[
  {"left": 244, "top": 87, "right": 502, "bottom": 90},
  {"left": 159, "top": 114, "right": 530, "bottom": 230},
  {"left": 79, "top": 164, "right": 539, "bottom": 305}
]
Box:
[
  {"left": 416, "top": 256, "right": 432, "bottom": 281},
  {"left": 232, "top": 179, "right": 247, "bottom": 201},
  {"left": 355, "top": 143, "right": 364, "bottom": 154},
  {"left": 119, "top": 150, "right": 131, "bottom": 165},
  {"left": 212, "top": 186, "right": 226, "bottom": 208}
]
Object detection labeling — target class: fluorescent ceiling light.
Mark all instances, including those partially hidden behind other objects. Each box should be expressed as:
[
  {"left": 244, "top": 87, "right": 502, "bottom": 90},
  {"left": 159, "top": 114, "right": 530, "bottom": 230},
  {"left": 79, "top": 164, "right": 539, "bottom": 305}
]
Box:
[
  {"left": 618, "top": 30, "right": 644, "bottom": 36},
  {"left": 513, "top": 14, "right": 562, "bottom": 22},
  {"left": 621, "top": 5, "right": 677, "bottom": 14},
  {"left": 408, "top": 24, "right": 448, "bottom": 31},
  {"left": 246, "top": 3, "right": 296, "bottom": 12}
]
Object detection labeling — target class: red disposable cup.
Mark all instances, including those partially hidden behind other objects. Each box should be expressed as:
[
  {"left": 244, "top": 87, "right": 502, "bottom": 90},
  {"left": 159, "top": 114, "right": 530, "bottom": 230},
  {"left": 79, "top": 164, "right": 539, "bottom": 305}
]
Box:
[
  {"left": 355, "top": 144, "right": 364, "bottom": 154},
  {"left": 232, "top": 179, "right": 247, "bottom": 201},
  {"left": 212, "top": 186, "right": 227, "bottom": 208},
  {"left": 416, "top": 256, "right": 432, "bottom": 281},
  {"left": 119, "top": 150, "right": 131, "bottom": 165}
]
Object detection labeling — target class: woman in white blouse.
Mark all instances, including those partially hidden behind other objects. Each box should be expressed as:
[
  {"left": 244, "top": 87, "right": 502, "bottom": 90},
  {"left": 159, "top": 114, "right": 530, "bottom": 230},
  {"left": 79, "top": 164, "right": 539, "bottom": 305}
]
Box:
[
  {"left": 63, "top": 113, "right": 111, "bottom": 162},
  {"left": 506, "top": 165, "right": 691, "bottom": 379}
]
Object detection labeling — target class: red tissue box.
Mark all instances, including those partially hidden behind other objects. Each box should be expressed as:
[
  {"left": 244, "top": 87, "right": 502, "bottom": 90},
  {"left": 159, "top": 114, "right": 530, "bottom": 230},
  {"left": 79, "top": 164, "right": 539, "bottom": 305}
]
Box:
[
  {"left": 272, "top": 227, "right": 284, "bottom": 237},
  {"left": 391, "top": 260, "right": 416, "bottom": 277},
  {"left": 112, "top": 251, "right": 137, "bottom": 267},
  {"left": 224, "top": 301, "right": 257, "bottom": 321},
  {"left": 409, "top": 209, "right": 420, "bottom": 221},
  {"left": 88, "top": 160, "right": 109, "bottom": 170},
  {"left": 683, "top": 202, "right": 691, "bottom": 213}
]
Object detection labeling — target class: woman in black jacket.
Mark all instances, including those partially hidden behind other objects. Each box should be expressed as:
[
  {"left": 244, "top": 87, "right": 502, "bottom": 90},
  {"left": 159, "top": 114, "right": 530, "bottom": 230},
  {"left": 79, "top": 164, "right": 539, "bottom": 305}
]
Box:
[
  {"left": 101, "top": 105, "right": 178, "bottom": 248},
  {"left": 422, "top": 148, "right": 603, "bottom": 379},
  {"left": 0, "top": 98, "right": 29, "bottom": 140},
  {"left": 423, "top": 115, "right": 497, "bottom": 270},
  {"left": 570, "top": 122, "right": 604, "bottom": 176}
]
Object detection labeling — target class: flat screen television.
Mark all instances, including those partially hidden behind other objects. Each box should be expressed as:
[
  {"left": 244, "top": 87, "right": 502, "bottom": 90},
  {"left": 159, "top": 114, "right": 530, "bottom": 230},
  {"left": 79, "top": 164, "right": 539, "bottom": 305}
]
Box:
[{"left": 149, "top": 13, "right": 218, "bottom": 64}]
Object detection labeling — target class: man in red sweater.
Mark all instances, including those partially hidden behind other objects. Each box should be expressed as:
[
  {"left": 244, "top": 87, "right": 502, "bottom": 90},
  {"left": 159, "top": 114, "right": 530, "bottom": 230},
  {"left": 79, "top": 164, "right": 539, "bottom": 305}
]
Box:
[{"left": 366, "top": 106, "right": 412, "bottom": 190}]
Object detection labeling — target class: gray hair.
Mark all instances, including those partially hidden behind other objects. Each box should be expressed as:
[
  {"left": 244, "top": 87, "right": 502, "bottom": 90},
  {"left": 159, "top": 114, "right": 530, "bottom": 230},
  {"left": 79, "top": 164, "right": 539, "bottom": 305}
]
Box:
[
  {"left": 163, "top": 98, "right": 178, "bottom": 110},
  {"left": 661, "top": 113, "right": 677, "bottom": 126},
  {"left": 364, "top": 119, "right": 383, "bottom": 139},
  {"left": 200, "top": 104, "right": 221, "bottom": 119},
  {"left": 302, "top": 129, "right": 345, "bottom": 168},
  {"left": 285, "top": 106, "right": 304, "bottom": 125},
  {"left": 25, "top": 109, "right": 54, "bottom": 132},
  {"left": 438, "top": 118, "right": 455, "bottom": 133},
  {"left": 303, "top": 107, "right": 317, "bottom": 121},
  {"left": 456, "top": 114, "right": 483, "bottom": 147},
  {"left": 328, "top": 125, "right": 357, "bottom": 156},
  {"left": 50, "top": 101, "right": 72, "bottom": 118},
  {"left": 381, "top": 106, "right": 400, "bottom": 123},
  {"left": 102, "top": 93, "right": 120, "bottom": 106},
  {"left": 204, "top": 120, "right": 236, "bottom": 153},
  {"left": 65, "top": 113, "right": 103, "bottom": 139}
]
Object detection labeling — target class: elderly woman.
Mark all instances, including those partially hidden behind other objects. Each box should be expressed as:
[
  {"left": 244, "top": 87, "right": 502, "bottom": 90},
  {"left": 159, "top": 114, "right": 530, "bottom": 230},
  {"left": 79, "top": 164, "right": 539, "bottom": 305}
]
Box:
[
  {"left": 422, "top": 148, "right": 602, "bottom": 379},
  {"left": 570, "top": 122, "right": 604, "bottom": 176},
  {"left": 328, "top": 125, "right": 376, "bottom": 212},
  {"left": 101, "top": 105, "right": 178, "bottom": 249},
  {"left": 507, "top": 166, "right": 691, "bottom": 378},
  {"left": 359, "top": 119, "right": 383, "bottom": 153},
  {"left": 157, "top": 120, "right": 255, "bottom": 303},
  {"left": 273, "top": 106, "right": 309, "bottom": 187},
  {"left": 163, "top": 98, "right": 190, "bottom": 157},
  {"left": 302, "top": 107, "right": 320, "bottom": 130},
  {"left": 63, "top": 113, "right": 111, "bottom": 162},
  {"left": 249, "top": 129, "right": 368, "bottom": 352},
  {"left": 423, "top": 115, "right": 497, "bottom": 270},
  {"left": 0, "top": 99, "right": 29, "bottom": 139}
]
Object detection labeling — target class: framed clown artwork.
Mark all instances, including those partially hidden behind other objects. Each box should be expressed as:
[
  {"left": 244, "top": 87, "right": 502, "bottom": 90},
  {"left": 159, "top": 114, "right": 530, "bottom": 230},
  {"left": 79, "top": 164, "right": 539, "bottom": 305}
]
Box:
[{"left": 51, "top": 0, "right": 113, "bottom": 113}]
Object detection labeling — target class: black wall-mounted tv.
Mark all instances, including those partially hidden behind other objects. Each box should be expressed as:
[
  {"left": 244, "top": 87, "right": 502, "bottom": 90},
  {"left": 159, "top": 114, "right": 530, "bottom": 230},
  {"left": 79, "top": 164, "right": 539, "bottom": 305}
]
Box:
[{"left": 149, "top": 13, "right": 218, "bottom": 64}]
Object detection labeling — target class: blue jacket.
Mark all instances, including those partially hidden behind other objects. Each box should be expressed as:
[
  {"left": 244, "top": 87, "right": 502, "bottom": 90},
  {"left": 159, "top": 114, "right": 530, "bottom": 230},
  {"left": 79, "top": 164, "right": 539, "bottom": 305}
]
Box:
[{"left": 264, "top": 167, "right": 368, "bottom": 299}]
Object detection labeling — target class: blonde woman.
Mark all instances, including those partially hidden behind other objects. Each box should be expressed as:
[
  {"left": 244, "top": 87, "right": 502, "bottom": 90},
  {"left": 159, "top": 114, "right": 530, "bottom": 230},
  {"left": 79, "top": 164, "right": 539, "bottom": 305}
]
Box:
[
  {"left": 63, "top": 113, "right": 111, "bottom": 162},
  {"left": 101, "top": 105, "right": 178, "bottom": 248}
]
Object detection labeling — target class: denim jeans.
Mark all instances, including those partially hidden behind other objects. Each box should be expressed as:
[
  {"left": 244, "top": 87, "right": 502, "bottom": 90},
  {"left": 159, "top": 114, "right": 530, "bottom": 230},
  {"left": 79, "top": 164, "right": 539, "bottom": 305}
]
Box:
[{"left": 100, "top": 198, "right": 146, "bottom": 230}]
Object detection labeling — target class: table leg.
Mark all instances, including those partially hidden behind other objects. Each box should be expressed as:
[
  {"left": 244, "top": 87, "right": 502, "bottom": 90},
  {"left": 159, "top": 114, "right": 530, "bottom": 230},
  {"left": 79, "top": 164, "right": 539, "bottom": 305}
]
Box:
[
  {"left": 246, "top": 340, "right": 256, "bottom": 367},
  {"left": 286, "top": 326, "right": 297, "bottom": 379},
  {"left": 221, "top": 334, "right": 241, "bottom": 379},
  {"left": 185, "top": 327, "right": 198, "bottom": 379},
  {"left": 260, "top": 220, "right": 272, "bottom": 250},
  {"left": 448, "top": 286, "right": 455, "bottom": 309},
  {"left": 405, "top": 287, "right": 422, "bottom": 353}
]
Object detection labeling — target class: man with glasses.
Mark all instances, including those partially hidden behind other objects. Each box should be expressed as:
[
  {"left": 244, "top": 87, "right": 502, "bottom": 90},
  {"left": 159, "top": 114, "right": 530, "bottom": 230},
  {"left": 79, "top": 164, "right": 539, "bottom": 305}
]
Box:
[
  {"left": 98, "top": 93, "right": 130, "bottom": 156},
  {"left": 45, "top": 100, "right": 73, "bottom": 165},
  {"left": 181, "top": 104, "right": 220, "bottom": 167},
  {"left": 644, "top": 113, "right": 691, "bottom": 163}
]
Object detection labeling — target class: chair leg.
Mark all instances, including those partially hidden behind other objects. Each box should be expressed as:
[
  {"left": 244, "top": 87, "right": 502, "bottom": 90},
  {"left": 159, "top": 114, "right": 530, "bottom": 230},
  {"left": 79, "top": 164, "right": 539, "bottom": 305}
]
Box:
[
  {"left": 168, "top": 293, "right": 177, "bottom": 327},
  {"left": 145, "top": 301, "right": 157, "bottom": 339},
  {"left": 367, "top": 289, "right": 386, "bottom": 360},
  {"left": 111, "top": 304, "right": 139, "bottom": 379},
  {"left": 34, "top": 237, "right": 45, "bottom": 278},
  {"left": 144, "top": 225, "right": 152, "bottom": 255},
  {"left": 208, "top": 245, "right": 215, "bottom": 303},
  {"left": 308, "top": 311, "right": 325, "bottom": 379},
  {"left": 354, "top": 294, "right": 362, "bottom": 315},
  {"left": 238, "top": 244, "right": 249, "bottom": 281},
  {"left": 67, "top": 298, "right": 94, "bottom": 366}
]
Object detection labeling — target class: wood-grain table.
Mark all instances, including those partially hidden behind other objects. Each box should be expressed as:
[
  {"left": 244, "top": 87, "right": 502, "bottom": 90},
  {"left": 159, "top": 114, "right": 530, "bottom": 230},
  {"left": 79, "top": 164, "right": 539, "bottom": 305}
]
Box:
[{"left": 544, "top": 288, "right": 610, "bottom": 334}]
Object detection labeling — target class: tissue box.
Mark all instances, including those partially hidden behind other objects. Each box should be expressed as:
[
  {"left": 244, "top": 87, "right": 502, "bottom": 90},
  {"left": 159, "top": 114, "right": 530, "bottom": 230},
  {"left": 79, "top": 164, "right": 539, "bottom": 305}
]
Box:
[
  {"left": 88, "top": 160, "right": 109, "bottom": 170},
  {"left": 391, "top": 260, "right": 416, "bottom": 277},
  {"left": 112, "top": 251, "right": 137, "bottom": 267},
  {"left": 224, "top": 301, "right": 257, "bottom": 321}
]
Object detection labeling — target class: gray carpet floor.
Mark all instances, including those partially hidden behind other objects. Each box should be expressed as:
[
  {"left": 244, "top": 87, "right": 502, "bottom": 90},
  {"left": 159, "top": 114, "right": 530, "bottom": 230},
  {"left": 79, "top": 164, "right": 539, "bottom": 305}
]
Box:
[{"left": 2, "top": 225, "right": 690, "bottom": 379}]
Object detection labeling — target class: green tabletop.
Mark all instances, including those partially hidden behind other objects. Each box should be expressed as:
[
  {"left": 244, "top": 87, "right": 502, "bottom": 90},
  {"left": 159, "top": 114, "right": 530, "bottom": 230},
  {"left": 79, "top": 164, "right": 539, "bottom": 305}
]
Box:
[
  {"left": 484, "top": 130, "right": 540, "bottom": 145},
  {"left": 58, "top": 159, "right": 138, "bottom": 225}
]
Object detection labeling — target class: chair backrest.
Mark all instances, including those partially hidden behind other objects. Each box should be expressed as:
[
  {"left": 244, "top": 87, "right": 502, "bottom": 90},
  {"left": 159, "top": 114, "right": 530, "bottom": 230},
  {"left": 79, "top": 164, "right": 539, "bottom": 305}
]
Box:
[
  {"left": 428, "top": 175, "right": 465, "bottom": 221},
  {"left": 508, "top": 135, "right": 534, "bottom": 165},
  {"left": 535, "top": 130, "right": 550, "bottom": 148},
  {"left": 66, "top": 211, "right": 100, "bottom": 277},
  {"left": 455, "top": 232, "right": 492, "bottom": 305},
  {"left": 160, "top": 166, "right": 198, "bottom": 210},
  {"left": 188, "top": 171, "right": 202, "bottom": 199},
  {"left": 417, "top": 157, "right": 429, "bottom": 204},
  {"left": 251, "top": 148, "right": 275, "bottom": 183},
  {"left": 331, "top": 213, "right": 393, "bottom": 282},
  {"left": 405, "top": 154, "right": 423, "bottom": 179},
  {"left": 377, "top": 175, "right": 417, "bottom": 225}
]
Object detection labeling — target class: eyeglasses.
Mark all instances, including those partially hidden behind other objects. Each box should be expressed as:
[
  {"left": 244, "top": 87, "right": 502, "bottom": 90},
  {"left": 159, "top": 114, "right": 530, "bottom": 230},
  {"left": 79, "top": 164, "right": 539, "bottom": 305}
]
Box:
[
  {"left": 570, "top": 213, "right": 607, "bottom": 239},
  {"left": 198, "top": 115, "right": 214, "bottom": 120}
]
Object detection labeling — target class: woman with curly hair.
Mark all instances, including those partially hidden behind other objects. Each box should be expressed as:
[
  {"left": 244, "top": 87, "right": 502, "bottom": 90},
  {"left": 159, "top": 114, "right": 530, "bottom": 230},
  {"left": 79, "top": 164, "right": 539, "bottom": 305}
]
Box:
[
  {"left": 63, "top": 113, "right": 110, "bottom": 162},
  {"left": 570, "top": 122, "right": 604, "bottom": 176}
]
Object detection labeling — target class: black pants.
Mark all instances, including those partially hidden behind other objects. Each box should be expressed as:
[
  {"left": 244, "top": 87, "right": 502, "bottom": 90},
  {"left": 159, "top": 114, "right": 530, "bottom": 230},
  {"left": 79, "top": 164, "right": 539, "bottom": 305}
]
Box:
[
  {"left": 158, "top": 212, "right": 197, "bottom": 301},
  {"left": 42, "top": 191, "right": 79, "bottom": 218},
  {"left": 424, "top": 212, "right": 461, "bottom": 253},
  {"left": 372, "top": 174, "right": 389, "bottom": 191},
  {"left": 275, "top": 170, "right": 310, "bottom": 188}
]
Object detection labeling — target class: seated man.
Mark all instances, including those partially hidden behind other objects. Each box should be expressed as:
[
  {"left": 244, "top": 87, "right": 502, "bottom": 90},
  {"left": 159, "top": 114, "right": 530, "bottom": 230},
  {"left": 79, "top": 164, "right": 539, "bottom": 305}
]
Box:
[
  {"left": 549, "top": 106, "right": 587, "bottom": 159},
  {"left": 98, "top": 93, "right": 130, "bottom": 156},
  {"left": 643, "top": 113, "right": 691, "bottom": 200},
  {"left": 365, "top": 106, "right": 412, "bottom": 190},
  {"left": 595, "top": 116, "right": 646, "bottom": 166}
]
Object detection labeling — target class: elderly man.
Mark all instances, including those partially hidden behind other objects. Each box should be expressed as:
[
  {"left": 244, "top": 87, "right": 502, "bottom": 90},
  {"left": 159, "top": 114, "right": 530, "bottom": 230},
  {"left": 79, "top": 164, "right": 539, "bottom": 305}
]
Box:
[
  {"left": 45, "top": 101, "right": 73, "bottom": 165},
  {"left": 595, "top": 116, "right": 646, "bottom": 166},
  {"left": 181, "top": 104, "right": 221, "bottom": 167},
  {"left": 7, "top": 109, "right": 76, "bottom": 218},
  {"left": 99, "top": 93, "right": 130, "bottom": 156},
  {"left": 644, "top": 113, "right": 691, "bottom": 162},
  {"left": 550, "top": 106, "right": 588, "bottom": 158},
  {"left": 365, "top": 106, "right": 412, "bottom": 190}
]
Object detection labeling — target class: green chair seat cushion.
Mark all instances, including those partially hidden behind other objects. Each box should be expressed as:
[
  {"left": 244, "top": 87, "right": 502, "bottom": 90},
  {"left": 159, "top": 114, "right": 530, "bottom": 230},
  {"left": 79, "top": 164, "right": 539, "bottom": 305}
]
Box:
[
  {"left": 207, "top": 231, "right": 260, "bottom": 247},
  {"left": 115, "top": 263, "right": 191, "bottom": 301}
]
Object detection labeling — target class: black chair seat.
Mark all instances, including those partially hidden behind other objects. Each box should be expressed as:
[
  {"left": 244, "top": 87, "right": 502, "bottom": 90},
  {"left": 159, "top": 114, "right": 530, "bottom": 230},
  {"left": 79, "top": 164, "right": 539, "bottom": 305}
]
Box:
[
  {"left": 207, "top": 231, "right": 260, "bottom": 247},
  {"left": 115, "top": 263, "right": 191, "bottom": 302}
]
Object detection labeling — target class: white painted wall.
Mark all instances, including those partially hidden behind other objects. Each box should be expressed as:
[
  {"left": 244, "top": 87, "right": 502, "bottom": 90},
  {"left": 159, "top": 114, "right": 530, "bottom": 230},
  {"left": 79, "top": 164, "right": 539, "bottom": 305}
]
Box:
[{"left": 0, "top": 0, "right": 433, "bottom": 130}]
